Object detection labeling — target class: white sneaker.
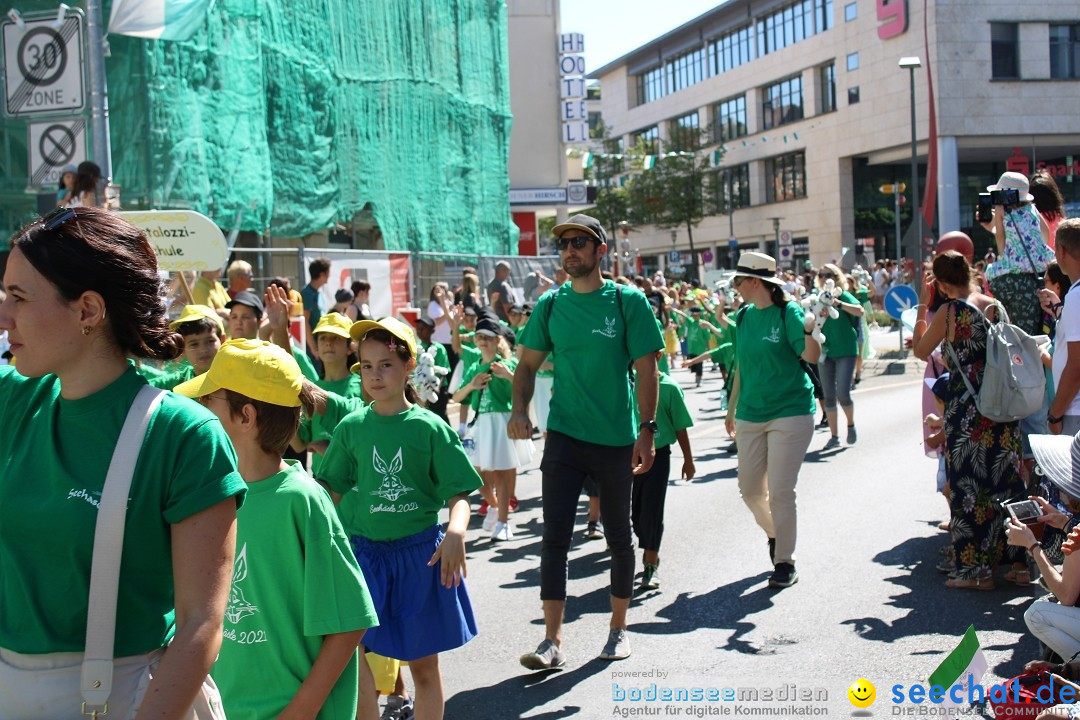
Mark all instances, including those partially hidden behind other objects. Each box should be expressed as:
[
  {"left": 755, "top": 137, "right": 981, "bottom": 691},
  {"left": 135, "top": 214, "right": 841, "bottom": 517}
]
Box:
[
  {"left": 492, "top": 521, "right": 514, "bottom": 541},
  {"left": 482, "top": 511, "right": 499, "bottom": 532}
]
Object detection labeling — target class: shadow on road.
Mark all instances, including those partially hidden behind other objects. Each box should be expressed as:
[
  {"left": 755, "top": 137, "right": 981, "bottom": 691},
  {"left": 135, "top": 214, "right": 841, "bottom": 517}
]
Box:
[
  {"left": 446, "top": 659, "right": 609, "bottom": 719},
  {"left": 629, "top": 572, "right": 777, "bottom": 654},
  {"left": 839, "top": 533, "right": 1041, "bottom": 679}
]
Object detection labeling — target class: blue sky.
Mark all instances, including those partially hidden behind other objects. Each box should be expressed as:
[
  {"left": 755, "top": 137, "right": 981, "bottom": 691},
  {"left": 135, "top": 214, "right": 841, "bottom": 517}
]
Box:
[{"left": 560, "top": 0, "right": 726, "bottom": 73}]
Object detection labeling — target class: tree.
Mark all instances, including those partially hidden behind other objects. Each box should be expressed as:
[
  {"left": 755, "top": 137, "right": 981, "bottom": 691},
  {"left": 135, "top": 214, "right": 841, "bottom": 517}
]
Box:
[{"left": 627, "top": 124, "right": 721, "bottom": 281}]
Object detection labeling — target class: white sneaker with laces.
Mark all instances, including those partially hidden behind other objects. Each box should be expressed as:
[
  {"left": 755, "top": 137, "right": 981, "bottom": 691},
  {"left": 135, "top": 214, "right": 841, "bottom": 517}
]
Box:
[
  {"left": 492, "top": 520, "right": 514, "bottom": 541},
  {"left": 482, "top": 511, "right": 499, "bottom": 532}
]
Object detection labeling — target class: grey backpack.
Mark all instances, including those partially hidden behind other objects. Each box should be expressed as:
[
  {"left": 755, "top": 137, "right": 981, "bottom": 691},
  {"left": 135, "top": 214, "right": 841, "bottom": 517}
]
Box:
[{"left": 945, "top": 301, "right": 1048, "bottom": 423}]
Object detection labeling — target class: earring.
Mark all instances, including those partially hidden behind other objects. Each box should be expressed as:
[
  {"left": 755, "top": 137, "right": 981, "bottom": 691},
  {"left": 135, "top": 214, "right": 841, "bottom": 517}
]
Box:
[{"left": 82, "top": 325, "right": 92, "bottom": 336}]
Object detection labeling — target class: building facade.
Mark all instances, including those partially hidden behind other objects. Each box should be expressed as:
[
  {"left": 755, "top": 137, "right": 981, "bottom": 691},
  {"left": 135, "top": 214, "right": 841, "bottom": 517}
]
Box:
[{"left": 589, "top": 0, "right": 1080, "bottom": 276}]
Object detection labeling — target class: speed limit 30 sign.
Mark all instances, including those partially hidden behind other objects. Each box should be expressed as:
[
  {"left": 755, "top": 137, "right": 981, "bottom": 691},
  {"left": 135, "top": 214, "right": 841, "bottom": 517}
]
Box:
[{"left": 2, "top": 13, "right": 85, "bottom": 116}]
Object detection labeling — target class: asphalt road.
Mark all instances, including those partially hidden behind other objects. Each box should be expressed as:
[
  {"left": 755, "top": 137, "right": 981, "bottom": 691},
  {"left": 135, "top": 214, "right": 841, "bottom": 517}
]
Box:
[{"left": 438, "top": 330, "right": 1042, "bottom": 719}]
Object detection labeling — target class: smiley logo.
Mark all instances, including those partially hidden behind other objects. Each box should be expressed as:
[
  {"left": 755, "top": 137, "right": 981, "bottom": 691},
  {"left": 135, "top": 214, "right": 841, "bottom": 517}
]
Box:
[{"left": 847, "top": 678, "right": 876, "bottom": 708}]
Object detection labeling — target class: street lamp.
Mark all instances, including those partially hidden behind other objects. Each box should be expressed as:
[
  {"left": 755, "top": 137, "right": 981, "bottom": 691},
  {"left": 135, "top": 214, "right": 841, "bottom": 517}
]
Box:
[{"left": 898, "top": 56, "right": 921, "bottom": 267}]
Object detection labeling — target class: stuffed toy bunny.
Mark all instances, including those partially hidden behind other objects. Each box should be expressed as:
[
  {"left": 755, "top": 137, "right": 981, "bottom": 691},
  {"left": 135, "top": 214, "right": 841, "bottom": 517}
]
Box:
[
  {"left": 800, "top": 280, "right": 839, "bottom": 345},
  {"left": 412, "top": 349, "right": 448, "bottom": 404}
]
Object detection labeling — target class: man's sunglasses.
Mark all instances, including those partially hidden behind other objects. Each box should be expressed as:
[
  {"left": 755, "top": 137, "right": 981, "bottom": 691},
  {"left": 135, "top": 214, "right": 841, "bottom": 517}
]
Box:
[{"left": 555, "top": 236, "right": 597, "bottom": 251}]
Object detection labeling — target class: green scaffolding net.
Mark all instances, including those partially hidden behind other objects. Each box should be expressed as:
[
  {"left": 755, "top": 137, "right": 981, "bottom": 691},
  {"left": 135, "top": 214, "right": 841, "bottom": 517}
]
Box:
[{"left": 0, "top": 0, "right": 515, "bottom": 254}]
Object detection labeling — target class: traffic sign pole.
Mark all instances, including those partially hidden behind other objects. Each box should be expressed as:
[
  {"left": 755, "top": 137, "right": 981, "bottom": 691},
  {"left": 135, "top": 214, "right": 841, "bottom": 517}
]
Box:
[{"left": 85, "top": 0, "right": 111, "bottom": 180}]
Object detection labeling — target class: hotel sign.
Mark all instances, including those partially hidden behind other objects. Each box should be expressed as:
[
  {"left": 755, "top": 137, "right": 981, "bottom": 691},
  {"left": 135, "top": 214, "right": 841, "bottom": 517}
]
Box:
[{"left": 558, "top": 33, "right": 588, "bottom": 144}]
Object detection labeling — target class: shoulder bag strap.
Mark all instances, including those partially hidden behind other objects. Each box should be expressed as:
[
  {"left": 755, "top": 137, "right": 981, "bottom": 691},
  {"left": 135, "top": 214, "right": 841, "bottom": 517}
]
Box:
[
  {"left": 1006, "top": 210, "right": 1039, "bottom": 274},
  {"left": 81, "top": 385, "right": 168, "bottom": 712}
]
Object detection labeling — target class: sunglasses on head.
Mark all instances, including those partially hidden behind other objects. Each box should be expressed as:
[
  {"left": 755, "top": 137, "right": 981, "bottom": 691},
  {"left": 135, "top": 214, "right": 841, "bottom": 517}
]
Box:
[
  {"left": 818, "top": 272, "right": 834, "bottom": 279},
  {"left": 556, "top": 236, "right": 596, "bottom": 251},
  {"left": 39, "top": 206, "right": 79, "bottom": 232}
]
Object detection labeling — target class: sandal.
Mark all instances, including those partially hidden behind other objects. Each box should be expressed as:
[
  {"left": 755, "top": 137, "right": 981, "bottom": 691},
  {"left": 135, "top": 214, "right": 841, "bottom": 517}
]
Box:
[
  {"left": 945, "top": 576, "right": 994, "bottom": 591},
  {"left": 1004, "top": 568, "right": 1033, "bottom": 586}
]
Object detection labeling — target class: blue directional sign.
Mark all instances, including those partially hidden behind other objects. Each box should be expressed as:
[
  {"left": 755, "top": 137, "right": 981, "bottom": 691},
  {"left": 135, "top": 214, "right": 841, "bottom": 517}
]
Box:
[{"left": 884, "top": 284, "right": 919, "bottom": 320}]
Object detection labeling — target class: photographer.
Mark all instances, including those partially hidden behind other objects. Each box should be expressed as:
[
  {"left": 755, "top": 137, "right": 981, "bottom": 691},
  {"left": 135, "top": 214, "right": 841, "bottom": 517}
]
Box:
[{"left": 982, "top": 171, "right": 1055, "bottom": 336}]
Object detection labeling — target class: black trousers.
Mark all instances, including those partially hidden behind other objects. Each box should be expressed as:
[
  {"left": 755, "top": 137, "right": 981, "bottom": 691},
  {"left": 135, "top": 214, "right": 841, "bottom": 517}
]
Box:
[
  {"left": 540, "top": 431, "right": 636, "bottom": 600},
  {"left": 631, "top": 446, "right": 671, "bottom": 553}
]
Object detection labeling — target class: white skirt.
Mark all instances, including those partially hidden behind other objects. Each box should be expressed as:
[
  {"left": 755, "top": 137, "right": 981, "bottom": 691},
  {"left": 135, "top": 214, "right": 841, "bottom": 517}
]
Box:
[
  {"left": 471, "top": 411, "right": 534, "bottom": 471},
  {"left": 533, "top": 375, "right": 553, "bottom": 432}
]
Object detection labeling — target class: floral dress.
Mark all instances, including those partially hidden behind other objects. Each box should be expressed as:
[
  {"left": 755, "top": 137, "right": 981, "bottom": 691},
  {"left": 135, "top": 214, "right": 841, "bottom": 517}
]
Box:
[{"left": 942, "top": 299, "right": 1025, "bottom": 580}]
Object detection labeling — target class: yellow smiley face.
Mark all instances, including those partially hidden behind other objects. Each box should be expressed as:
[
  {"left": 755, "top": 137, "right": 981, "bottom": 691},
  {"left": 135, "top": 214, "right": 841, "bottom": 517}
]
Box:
[{"left": 847, "top": 678, "right": 876, "bottom": 708}]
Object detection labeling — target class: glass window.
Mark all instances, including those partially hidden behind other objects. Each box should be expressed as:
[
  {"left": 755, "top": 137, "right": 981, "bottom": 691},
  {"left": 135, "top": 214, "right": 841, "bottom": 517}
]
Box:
[
  {"left": 844, "top": 2, "right": 857, "bottom": 21},
  {"left": 709, "top": 24, "right": 755, "bottom": 76},
  {"left": 713, "top": 95, "right": 748, "bottom": 142},
  {"left": 633, "top": 125, "right": 660, "bottom": 155},
  {"left": 712, "top": 164, "right": 752, "bottom": 211},
  {"left": 635, "top": 66, "right": 665, "bottom": 105},
  {"left": 815, "top": 0, "right": 834, "bottom": 31},
  {"left": 756, "top": 0, "right": 832, "bottom": 57},
  {"left": 765, "top": 152, "right": 807, "bottom": 203},
  {"left": 848, "top": 86, "right": 860, "bottom": 104},
  {"left": 671, "top": 112, "right": 700, "bottom": 149},
  {"left": 762, "top": 76, "right": 804, "bottom": 130},
  {"left": 820, "top": 64, "right": 836, "bottom": 113},
  {"left": 991, "top": 22, "right": 1019, "bottom": 79},
  {"left": 1050, "top": 23, "right": 1080, "bottom": 79},
  {"left": 846, "top": 52, "right": 859, "bottom": 71},
  {"left": 662, "top": 47, "right": 706, "bottom": 97}
]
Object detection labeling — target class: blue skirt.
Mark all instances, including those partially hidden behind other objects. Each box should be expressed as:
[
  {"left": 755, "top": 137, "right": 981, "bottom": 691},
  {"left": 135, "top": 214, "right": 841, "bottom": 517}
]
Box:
[{"left": 350, "top": 525, "right": 477, "bottom": 661}]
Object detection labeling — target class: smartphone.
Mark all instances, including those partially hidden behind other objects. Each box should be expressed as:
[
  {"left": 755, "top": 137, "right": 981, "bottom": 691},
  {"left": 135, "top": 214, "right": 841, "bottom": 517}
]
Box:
[
  {"left": 1006, "top": 499, "right": 1042, "bottom": 524},
  {"left": 990, "top": 188, "right": 1020, "bottom": 206},
  {"left": 976, "top": 193, "right": 993, "bottom": 223}
]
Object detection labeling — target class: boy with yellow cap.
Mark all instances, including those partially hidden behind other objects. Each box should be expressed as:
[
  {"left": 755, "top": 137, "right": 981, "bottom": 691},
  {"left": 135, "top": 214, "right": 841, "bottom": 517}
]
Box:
[
  {"left": 175, "top": 338, "right": 378, "bottom": 719},
  {"left": 138, "top": 304, "right": 225, "bottom": 390}
]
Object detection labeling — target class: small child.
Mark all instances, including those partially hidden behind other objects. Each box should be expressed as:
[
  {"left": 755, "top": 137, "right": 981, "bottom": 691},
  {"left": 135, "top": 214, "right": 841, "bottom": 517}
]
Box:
[
  {"left": 632, "top": 351, "right": 696, "bottom": 590},
  {"left": 145, "top": 304, "right": 225, "bottom": 389},
  {"left": 318, "top": 317, "right": 482, "bottom": 720},
  {"left": 451, "top": 315, "right": 533, "bottom": 541},
  {"left": 175, "top": 338, "right": 378, "bottom": 719}
]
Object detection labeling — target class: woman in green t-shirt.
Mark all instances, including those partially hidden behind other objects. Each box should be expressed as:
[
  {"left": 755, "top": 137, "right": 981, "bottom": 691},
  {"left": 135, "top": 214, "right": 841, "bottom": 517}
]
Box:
[
  {"left": 0, "top": 207, "right": 246, "bottom": 717},
  {"left": 814, "top": 264, "right": 865, "bottom": 449},
  {"left": 724, "top": 252, "right": 820, "bottom": 590}
]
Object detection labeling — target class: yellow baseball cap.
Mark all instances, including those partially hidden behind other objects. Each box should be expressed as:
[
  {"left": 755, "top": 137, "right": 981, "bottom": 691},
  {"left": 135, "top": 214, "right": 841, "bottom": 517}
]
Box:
[
  {"left": 169, "top": 304, "right": 225, "bottom": 335},
  {"left": 174, "top": 339, "right": 303, "bottom": 407},
  {"left": 313, "top": 312, "right": 353, "bottom": 339},
  {"left": 349, "top": 317, "right": 418, "bottom": 363}
]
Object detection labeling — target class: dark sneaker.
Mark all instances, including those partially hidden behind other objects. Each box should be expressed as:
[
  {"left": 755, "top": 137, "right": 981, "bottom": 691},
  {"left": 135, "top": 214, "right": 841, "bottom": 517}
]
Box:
[
  {"left": 599, "top": 628, "right": 631, "bottom": 660},
  {"left": 381, "top": 695, "right": 414, "bottom": 720},
  {"left": 768, "top": 538, "right": 776, "bottom": 564},
  {"left": 726, "top": 441, "right": 738, "bottom": 455},
  {"left": 817, "top": 416, "right": 829, "bottom": 429},
  {"left": 769, "top": 562, "right": 798, "bottom": 589},
  {"left": 640, "top": 563, "right": 660, "bottom": 590},
  {"left": 823, "top": 436, "right": 840, "bottom": 450},
  {"left": 520, "top": 639, "right": 566, "bottom": 671},
  {"left": 847, "top": 425, "right": 857, "bottom": 444}
]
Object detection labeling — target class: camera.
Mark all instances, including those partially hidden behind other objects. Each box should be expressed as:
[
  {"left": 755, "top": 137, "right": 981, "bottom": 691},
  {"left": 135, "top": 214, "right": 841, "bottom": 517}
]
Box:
[
  {"left": 990, "top": 188, "right": 1020, "bottom": 206},
  {"left": 976, "top": 193, "right": 992, "bottom": 223}
]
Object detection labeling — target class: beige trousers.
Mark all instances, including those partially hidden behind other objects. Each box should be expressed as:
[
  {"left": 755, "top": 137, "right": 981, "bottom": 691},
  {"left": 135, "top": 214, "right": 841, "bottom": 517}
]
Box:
[{"left": 735, "top": 414, "right": 815, "bottom": 565}]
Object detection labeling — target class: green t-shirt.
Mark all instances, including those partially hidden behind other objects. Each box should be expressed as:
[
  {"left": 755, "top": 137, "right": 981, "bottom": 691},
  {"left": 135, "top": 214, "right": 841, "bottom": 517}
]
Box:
[
  {"left": 456, "top": 326, "right": 476, "bottom": 346},
  {"left": 821, "top": 291, "right": 860, "bottom": 358},
  {"left": 213, "top": 461, "right": 378, "bottom": 720},
  {"left": 460, "top": 356, "right": 517, "bottom": 414},
  {"left": 684, "top": 317, "right": 711, "bottom": 356},
  {"left": 0, "top": 365, "right": 246, "bottom": 655},
  {"left": 299, "top": 374, "right": 365, "bottom": 476},
  {"left": 655, "top": 372, "right": 694, "bottom": 449},
  {"left": 519, "top": 281, "right": 664, "bottom": 447},
  {"left": 319, "top": 404, "right": 483, "bottom": 540},
  {"left": 457, "top": 343, "right": 481, "bottom": 372},
  {"left": 734, "top": 302, "right": 816, "bottom": 423},
  {"left": 146, "top": 364, "right": 195, "bottom": 390},
  {"left": 292, "top": 343, "right": 320, "bottom": 382}
]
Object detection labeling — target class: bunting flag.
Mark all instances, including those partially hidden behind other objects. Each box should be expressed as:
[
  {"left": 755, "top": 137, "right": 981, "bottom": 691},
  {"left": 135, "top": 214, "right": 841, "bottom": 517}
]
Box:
[
  {"left": 712, "top": 150, "right": 722, "bottom": 167},
  {"left": 582, "top": 151, "right": 593, "bottom": 169},
  {"left": 108, "top": 0, "right": 213, "bottom": 40},
  {"left": 643, "top": 156, "right": 656, "bottom": 169}
]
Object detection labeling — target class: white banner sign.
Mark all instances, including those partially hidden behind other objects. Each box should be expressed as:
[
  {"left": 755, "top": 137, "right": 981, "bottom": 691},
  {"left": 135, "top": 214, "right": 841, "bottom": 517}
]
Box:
[{"left": 117, "top": 210, "right": 228, "bottom": 271}]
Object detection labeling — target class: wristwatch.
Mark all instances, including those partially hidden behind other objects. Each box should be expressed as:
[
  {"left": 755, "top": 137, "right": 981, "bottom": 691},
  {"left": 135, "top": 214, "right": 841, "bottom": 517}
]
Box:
[
  {"left": 639, "top": 420, "right": 658, "bottom": 434},
  {"left": 1049, "top": 413, "right": 1065, "bottom": 425}
]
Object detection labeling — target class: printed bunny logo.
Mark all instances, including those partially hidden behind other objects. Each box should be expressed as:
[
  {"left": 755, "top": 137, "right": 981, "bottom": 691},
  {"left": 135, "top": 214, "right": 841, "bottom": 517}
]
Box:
[
  {"left": 371, "top": 446, "right": 413, "bottom": 502},
  {"left": 592, "top": 316, "right": 617, "bottom": 338},
  {"left": 225, "top": 543, "right": 259, "bottom": 624}
]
